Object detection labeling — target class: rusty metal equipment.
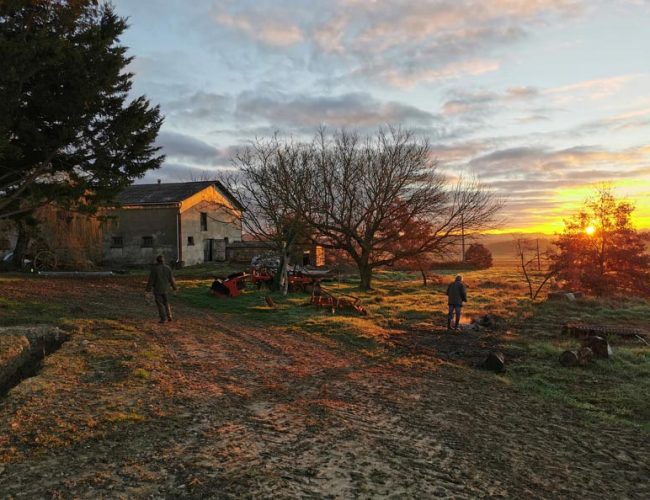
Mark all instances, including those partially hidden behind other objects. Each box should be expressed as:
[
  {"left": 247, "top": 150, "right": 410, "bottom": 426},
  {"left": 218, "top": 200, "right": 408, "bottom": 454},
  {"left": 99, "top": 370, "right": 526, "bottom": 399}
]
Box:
[
  {"left": 250, "top": 267, "right": 324, "bottom": 292},
  {"left": 211, "top": 272, "right": 249, "bottom": 298},
  {"left": 309, "top": 284, "right": 367, "bottom": 316}
]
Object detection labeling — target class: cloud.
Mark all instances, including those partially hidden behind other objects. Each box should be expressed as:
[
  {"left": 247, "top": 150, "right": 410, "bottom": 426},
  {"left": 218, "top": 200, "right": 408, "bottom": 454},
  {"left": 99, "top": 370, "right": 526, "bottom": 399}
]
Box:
[
  {"left": 155, "top": 131, "right": 244, "bottom": 168},
  {"left": 164, "top": 92, "right": 232, "bottom": 122},
  {"left": 470, "top": 144, "right": 650, "bottom": 177},
  {"left": 383, "top": 60, "right": 500, "bottom": 89},
  {"left": 544, "top": 75, "right": 637, "bottom": 100},
  {"left": 215, "top": 13, "right": 304, "bottom": 47},
  {"left": 235, "top": 91, "right": 440, "bottom": 130},
  {"left": 141, "top": 163, "right": 235, "bottom": 184},
  {"left": 207, "top": 0, "right": 582, "bottom": 87},
  {"left": 441, "top": 86, "right": 541, "bottom": 117},
  {"left": 572, "top": 106, "right": 650, "bottom": 135},
  {"left": 161, "top": 89, "right": 442, "bottom": 135}
]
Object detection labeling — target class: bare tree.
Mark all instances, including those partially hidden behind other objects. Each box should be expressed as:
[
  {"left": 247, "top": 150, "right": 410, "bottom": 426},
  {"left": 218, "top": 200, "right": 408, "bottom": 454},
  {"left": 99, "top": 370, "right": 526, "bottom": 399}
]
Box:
[
  {"left": 230, "top": 136, "right": 312, "bottom": 294},
  {"left": 515, "top": 238, "right": 555, "bottom": 300},
  {"left": 292, "top": 128, "right": 503, "bottom": 290}
]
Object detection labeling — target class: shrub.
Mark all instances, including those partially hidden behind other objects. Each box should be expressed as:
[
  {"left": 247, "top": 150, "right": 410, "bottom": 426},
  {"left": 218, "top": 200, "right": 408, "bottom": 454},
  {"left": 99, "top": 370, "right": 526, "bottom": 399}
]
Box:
[{"left": 465, "top": 243, "right": 493, "bottom": 269}]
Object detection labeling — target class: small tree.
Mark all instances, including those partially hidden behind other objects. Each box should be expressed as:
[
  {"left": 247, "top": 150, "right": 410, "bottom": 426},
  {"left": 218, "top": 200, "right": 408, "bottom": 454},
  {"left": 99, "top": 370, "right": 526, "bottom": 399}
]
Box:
[
  {"left": 516, "top": 238, "right": 555, "bottom": 300},
  {"left": 549, "top": 186, "right": 650, "bottom": 296},
  {"left": 465, "top": 243, "right": 492, "bottom": 269},
  {"left": 231, "top": 137, "right": 312, "bottom": 294}
]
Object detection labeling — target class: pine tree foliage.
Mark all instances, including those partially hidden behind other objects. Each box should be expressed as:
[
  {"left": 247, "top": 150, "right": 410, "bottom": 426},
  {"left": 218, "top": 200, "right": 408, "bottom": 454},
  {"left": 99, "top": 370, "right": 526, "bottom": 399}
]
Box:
[{"left": 0, "top": 0, "right": 164, "bottom": 220}]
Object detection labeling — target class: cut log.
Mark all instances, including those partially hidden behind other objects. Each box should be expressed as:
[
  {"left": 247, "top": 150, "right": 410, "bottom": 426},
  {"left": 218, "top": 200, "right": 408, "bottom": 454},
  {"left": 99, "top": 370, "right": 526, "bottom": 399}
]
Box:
[
  {"left": 582, "top": 336, "right": 612, "bottom": 358},
  {"left": 577, "top": 346, "right": 594, "bottom": 366},
  {"left": 560, "top": 347, "right": 593, "bottom": 367},
  {"left": 559, "top": 350, "right": 580, "bottom": 367},
  {"left": 483, "top": 351, "right": 505, "bottom": 373},
  {"left": 472, "top": 314, "right": 503, "bottom": 329}
]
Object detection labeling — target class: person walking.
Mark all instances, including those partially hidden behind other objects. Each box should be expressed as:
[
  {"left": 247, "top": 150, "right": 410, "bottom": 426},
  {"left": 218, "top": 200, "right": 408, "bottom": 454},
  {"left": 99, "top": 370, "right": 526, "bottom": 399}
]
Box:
[
  {"left": 446, "top": 275, "right": 467, "bottom": 330},
  {"left": 146, "top": 255, "right": 178, "bottom": 323}
]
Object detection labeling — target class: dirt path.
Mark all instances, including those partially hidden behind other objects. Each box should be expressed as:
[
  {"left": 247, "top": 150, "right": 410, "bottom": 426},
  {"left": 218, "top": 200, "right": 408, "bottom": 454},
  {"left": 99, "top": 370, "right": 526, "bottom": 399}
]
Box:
[{"left": 0, "top": 277, "right": 648, "bottom": 498}]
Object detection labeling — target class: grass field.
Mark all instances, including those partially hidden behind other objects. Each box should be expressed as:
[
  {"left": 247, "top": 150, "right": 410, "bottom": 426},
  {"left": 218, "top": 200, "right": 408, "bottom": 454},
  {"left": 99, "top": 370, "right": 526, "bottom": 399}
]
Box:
[
  {"left": 0, "top": 263, "right": 648, "bottom": 497},
  {"left": 177, "top": 266, "right": 650, "bottom": 431}
]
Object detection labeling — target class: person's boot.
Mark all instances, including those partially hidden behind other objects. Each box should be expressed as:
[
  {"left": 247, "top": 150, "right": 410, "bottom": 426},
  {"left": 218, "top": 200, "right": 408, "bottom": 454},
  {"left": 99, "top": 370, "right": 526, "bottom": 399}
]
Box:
[{"left": 447, "top": 318, "right": 452, "bottom": 330}]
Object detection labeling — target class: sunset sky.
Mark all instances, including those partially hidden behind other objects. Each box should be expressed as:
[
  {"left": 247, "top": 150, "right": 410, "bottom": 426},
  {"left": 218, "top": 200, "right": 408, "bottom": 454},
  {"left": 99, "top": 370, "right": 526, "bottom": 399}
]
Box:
[{"left": 112, "top": 0, "right": 650, "bottom": 233}]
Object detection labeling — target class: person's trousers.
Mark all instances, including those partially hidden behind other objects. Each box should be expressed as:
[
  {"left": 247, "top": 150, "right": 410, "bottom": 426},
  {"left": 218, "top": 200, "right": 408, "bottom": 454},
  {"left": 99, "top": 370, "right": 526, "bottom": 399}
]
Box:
[
  {"left": 447, "top": 304, "right": 462, "bottom": 327},
  {"left": 154, "top": 293, "right": 172, "bottom": 321}
]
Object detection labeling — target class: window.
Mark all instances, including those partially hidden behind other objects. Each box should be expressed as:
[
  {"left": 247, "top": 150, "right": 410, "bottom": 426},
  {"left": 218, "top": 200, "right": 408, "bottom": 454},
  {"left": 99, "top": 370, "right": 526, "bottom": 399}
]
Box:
[
  {"left": 200, "top": 212, "right": 208, "bottom": 231},
  {"left": 142, "top": 236, "right": 153, "bottom": 248},
  {"left": 111, "top": 236, "right": 123, "bottom": 248},
  {"left": 187, "top": 236, "right": 195, "bottom": 246}
]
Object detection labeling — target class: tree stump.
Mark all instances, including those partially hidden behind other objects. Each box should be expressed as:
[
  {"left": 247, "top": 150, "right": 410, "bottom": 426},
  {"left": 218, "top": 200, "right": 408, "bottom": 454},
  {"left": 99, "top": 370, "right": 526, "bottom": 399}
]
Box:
[
  {"left": 560, "top": 347, "right": 593, "bottom": 367},
  {"left": 559, "top": 350, "right": 579, "bottom": 367},
  {"left": 577, "top": 346, "right": 594, "bottom": 366},
  {"left": 265, "top": 295, "right": 277, "bottom": 309},
  {"left": 582, "top": 336, "right": 612, "bottom": 358},
  {"left": 483, "top": 351, "right": 505, "bottom": 373}
]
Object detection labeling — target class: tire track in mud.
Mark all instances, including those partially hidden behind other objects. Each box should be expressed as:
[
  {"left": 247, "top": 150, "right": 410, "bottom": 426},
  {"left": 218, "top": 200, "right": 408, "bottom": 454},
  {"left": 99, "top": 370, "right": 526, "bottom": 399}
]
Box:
[{"left": 147, "top": 312, "right": 650, "bottom": 498}]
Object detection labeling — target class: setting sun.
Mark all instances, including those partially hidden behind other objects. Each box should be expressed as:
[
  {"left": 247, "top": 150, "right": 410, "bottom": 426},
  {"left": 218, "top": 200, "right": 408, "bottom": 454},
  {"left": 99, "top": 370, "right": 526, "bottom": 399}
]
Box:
[{"left": 585, "top": 225, "right": 596, "bottom": 235}]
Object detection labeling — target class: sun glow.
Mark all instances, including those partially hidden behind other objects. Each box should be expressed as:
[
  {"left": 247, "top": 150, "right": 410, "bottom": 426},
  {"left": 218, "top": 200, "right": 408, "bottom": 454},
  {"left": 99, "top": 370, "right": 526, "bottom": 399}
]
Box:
[{"left": 585, "top": 225, "right": 596, "bottom": 235}]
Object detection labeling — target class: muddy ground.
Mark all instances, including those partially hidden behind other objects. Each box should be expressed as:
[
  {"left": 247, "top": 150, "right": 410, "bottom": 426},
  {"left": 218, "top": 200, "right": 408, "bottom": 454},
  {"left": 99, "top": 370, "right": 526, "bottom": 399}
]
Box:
[{"left": 0, "top": 276, "right": 648, "bottom": 498}]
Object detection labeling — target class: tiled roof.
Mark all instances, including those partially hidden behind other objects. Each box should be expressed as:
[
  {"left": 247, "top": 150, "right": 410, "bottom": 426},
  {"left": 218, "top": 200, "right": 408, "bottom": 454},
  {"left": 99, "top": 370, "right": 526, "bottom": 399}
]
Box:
[{"left": 114, "top": 181, "right": 242, "bottom": 209}]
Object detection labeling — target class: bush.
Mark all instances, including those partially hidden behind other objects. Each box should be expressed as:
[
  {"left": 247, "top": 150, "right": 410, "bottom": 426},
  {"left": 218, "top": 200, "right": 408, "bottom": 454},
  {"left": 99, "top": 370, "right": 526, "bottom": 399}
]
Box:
[{"left": 465, "top": 243, "right": 493, "bottom": 269}]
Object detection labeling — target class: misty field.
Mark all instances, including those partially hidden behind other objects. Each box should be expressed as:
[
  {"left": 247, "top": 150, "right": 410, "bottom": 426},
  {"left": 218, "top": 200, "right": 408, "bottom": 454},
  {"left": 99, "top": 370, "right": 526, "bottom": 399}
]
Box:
[{"left": 0, "top": 265, "right": 648, "bottom": 498}]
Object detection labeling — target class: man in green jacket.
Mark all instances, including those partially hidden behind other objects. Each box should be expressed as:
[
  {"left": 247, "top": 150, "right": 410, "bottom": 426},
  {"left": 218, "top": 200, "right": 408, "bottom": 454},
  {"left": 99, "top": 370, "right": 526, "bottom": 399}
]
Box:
[
  {"left": 146, "top": 255, "right": 178, "bottom": 323},
  {"left": 446, "top": 275, "right": 467, "bottom": 330}
]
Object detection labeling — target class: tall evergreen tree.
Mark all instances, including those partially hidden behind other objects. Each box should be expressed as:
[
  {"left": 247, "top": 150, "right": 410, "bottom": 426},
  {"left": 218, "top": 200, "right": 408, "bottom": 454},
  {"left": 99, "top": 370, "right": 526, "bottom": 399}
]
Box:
[{"left": 0, "top": 0, "right": 163, "bottom": 261}]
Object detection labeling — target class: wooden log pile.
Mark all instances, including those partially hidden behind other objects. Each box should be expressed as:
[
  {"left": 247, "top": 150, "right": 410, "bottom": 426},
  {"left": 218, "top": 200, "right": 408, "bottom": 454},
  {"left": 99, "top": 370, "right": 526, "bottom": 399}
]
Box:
[
  {"left": 559, "top": 335, "right": 614, "bottom": 367},
  {"left": 559, "top": 346, "right": 593, "bottom": 367},
  {"left": 562, "top": 323, "right": 647, "bottom": 340}
]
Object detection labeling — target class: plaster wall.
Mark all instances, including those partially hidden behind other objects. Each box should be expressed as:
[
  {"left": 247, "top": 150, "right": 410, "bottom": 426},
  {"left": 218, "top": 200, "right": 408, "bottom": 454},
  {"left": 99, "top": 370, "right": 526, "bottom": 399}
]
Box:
[
  {"left": 102, "top": 207, "right": 178, "bottom": 266},
  {"left": 180, "top": 200, "right": 242, "bottom": 265}
]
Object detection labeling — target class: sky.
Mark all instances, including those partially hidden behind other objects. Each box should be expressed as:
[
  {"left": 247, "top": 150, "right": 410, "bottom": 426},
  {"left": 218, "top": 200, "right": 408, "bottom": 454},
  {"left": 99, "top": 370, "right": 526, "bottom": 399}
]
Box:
[{"left": 111, "top": 0, "right": 650, "bottom": 233}]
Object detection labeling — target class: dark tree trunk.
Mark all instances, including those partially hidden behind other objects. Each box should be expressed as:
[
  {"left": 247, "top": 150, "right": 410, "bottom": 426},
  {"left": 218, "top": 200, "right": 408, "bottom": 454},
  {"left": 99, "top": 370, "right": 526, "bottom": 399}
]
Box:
[
  {"left": 420, "top": 267, "right": 428, "bottom": 287},
  {"left": 359, "top": 262, "right": 373, "bottom": 291},
  {"left": 272, "top": 251, "right": 290, "bottom": 294},
  {"left": 12, "top": 221, "right": 31, "bottom": 269}
]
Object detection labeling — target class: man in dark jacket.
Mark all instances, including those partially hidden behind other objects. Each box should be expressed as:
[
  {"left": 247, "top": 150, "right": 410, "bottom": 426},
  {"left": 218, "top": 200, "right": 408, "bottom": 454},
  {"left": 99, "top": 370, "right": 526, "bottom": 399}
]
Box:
[
  {"left": 146, "top": 255, "right": 178, "bottom": 323},
  {"left": 446, "top": 275, "right": 467, "bottom": 330}
]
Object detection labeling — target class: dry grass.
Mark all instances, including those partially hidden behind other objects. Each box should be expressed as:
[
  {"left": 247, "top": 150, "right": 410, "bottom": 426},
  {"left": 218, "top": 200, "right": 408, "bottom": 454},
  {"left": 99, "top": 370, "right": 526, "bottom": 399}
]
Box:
[
  {"left": 177, "top": 265, "right": 650, "bottom": 429},
  {"left": 0, "top": 265, "right": 648, "bottom": 497}
]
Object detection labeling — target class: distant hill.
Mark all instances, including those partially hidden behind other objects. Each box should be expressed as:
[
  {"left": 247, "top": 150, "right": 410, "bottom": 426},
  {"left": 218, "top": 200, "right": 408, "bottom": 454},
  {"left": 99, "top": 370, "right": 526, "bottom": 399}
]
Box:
[
  {"left": 477, "top": 230, "right": 650, "bottom": 261},
  {"left": 475, "top": 233, "right": 554, "bottom": 261}
]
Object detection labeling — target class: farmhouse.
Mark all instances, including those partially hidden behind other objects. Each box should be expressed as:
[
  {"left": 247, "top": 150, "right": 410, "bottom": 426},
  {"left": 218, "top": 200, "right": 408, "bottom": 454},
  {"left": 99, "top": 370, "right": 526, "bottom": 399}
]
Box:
[{"left": 103, "top": 181, "right": 242, "bottom": 267}]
